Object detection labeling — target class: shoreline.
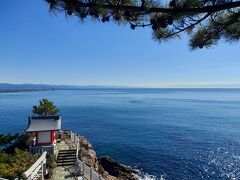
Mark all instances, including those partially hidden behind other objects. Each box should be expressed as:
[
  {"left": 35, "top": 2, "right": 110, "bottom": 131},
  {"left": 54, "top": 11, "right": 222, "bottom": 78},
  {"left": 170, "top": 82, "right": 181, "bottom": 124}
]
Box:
[{"left": 0, "top": 89, "right": 49, "bottom": 93}]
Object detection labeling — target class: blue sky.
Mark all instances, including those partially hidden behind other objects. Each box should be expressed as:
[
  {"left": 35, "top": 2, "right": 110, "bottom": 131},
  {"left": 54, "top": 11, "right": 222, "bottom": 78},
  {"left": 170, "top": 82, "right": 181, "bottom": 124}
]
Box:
[{"left": 0, "top": 0, "right": 240, "bottom": 87}]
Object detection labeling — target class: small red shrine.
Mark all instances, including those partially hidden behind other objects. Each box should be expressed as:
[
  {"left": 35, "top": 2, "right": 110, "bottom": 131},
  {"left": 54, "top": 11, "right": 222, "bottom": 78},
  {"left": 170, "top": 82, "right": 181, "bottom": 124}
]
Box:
[{"left": 25, "top": 115, "right": 61, "bottom": 145}]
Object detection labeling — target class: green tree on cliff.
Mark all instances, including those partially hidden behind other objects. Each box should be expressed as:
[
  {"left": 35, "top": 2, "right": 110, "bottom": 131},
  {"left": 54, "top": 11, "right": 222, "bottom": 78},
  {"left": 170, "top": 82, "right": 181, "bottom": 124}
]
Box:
[
  {"left": 32, "top": 99, "right": 59, "bottom": 116},
  {"left": 0, "top": 133, "right": 19, "bottom": 146},
  {"left": 44, "top": 0, "right": 240, "bottom": 49}
]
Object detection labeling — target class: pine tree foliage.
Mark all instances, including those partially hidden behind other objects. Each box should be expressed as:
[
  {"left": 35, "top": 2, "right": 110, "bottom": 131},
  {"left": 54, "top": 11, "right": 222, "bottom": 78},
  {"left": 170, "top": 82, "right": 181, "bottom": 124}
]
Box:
[
  {"left": 44, "top": 0, "right": 240, "bottom": 49},
  {"left": 32, "top": 99, "right": 59, "bottom": 116}
]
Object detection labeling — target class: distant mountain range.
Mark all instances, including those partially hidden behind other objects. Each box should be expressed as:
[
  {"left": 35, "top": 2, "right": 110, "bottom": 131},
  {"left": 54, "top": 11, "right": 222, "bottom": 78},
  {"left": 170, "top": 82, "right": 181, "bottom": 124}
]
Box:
[
  {"left": 0, "top": 83, "right": 128, "bottom": 92},
  {"left": 1, "top": 83, "right": 240, "bottom": 92}
]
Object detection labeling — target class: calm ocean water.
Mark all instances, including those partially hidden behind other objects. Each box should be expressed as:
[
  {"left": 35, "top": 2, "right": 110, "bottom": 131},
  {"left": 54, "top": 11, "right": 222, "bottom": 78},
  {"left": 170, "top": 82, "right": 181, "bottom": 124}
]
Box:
[{"left": 1, "top": 88, "right": 240, "bottom": 179}]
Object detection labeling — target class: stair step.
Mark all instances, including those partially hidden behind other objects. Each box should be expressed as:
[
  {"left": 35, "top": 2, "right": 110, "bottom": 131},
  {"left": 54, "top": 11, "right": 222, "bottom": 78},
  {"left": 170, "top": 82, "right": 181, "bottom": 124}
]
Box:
[
  {"left": 58, "top": 152, "right": 76, "bottom": 154},
  {"left": 59, "top": 153, "right": 75, "bottom": 155},
  {"left": 58, "top": 155, "right": 76, "bottom": 158},
  {"left": 57, "top": 162, "right": 76, "bottom": 166},
  {"left": 57, "top": 159, "right": 76, "bottom": 162},
  {"left": 57, "top": 158, "right": 76, "bottom": 161},
  {"left": 57, "top": 161, "right": 76, "bottom": 164},
  {"left": 58, "top": 152, "right": 76, "bottom": 155},
  {"left": 57, "top": 156, "right": 76, "bottom": 160},
  {"left": 59, "top": 149, "right": 76, "bottom": 152},
  {"left": 58, "top": 151, "right": 76, "bottom": 153},
  {"left": 58, "top": 154, "right": 76, "bottom": 158}
]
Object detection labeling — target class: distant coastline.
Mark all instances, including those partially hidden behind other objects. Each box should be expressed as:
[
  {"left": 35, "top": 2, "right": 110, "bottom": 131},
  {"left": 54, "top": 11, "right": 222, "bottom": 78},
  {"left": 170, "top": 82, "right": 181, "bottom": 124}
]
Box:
[
  {"left": 0, "top": 89, "right": 49, "bottom": 93},
  {"left": 0, "top": 83, "right": 129, "bottom": 93},
  {"left": 0, "top": 83, "right": 240, "bottom": 93}
]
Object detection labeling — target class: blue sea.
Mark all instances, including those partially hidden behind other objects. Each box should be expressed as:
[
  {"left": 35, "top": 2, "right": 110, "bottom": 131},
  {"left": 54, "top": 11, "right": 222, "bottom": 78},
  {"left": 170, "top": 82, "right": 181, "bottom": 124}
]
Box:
[{"left": 1, "top": 88, "right": 240, "bottom": 180}]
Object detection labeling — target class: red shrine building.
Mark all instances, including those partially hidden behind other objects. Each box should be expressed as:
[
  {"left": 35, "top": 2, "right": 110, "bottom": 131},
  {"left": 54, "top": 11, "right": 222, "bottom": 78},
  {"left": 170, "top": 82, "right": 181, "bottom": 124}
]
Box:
[{"left": 25, "top": 115, "right": 61, "bottom": 154}]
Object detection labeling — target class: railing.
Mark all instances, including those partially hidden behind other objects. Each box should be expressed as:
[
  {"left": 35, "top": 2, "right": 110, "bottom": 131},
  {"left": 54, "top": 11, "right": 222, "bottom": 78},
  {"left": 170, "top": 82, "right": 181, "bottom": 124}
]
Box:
[
  {"left": 68, "top": 131, "right": 105, "bottom": 180},
  {"left": 77, "top": 160, "right": 105, "bottom": 180},
  {"left": 69, "top": 131, "right": 79, "bottom": 163},
  {"left": 22, "top": 151, "right": 47, "bottom": 180},
  {"left": 70, "top": 131, "right": 79, "bottom": 146},
  {"left": 29, "top": 143, "right": 57, "bottom": 155}
]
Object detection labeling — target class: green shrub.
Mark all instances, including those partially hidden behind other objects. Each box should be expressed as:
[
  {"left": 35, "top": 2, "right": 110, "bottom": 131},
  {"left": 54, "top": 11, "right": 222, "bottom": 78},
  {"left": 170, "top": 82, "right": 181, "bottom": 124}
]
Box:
[
  {"left": 3, "top": 133, "right": 33, "bottom": 154},
  {"left": 0, "top": 148, "right": 38, "bottom": 179}
]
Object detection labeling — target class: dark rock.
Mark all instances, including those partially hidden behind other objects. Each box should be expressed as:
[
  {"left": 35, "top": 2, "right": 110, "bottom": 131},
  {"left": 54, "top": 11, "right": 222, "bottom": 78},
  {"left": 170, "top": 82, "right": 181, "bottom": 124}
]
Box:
[{"left": 98, "top": 156, "right": 139, "bottom": 180}]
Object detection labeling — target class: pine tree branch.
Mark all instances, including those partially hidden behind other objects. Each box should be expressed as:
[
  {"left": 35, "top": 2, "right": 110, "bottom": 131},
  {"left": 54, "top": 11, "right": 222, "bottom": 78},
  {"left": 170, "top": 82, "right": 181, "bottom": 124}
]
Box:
[
  {"left": 45, "top": 0, "right": 240, "bottom": 49},
  {"left": 170, "top": 13, "right": 211, "bottom": 36},
  {"left": 55, "top": 0, "right": 240, "bottom": 14}
]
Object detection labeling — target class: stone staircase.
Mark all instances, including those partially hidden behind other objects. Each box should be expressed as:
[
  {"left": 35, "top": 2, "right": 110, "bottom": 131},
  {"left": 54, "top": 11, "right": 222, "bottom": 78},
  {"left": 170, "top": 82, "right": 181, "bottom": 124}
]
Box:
[{"left": 57, "top": 149, "right": 76, "bottom": 166}]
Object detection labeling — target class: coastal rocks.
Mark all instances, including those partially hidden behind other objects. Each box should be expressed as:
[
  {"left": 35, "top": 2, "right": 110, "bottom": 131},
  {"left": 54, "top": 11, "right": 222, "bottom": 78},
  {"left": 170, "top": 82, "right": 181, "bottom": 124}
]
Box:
[
  {"left": 77, "top": 135, "right": 139, "bottom": 180},
  {"left": 78, "top": 135, "right": 99, "bottom": 171},
  {"left": 98, "top": 156, "right": 139, "bottom": 180}
]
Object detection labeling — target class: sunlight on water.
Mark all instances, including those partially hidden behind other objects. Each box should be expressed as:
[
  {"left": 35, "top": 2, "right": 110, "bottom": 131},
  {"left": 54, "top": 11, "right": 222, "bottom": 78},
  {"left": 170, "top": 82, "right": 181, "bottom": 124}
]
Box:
[
  {"left": 139, "top": 172, "right": 158, "bottom": 180},
  {"left": 204, "top": 147, "right": 240, "bottom": 179}
]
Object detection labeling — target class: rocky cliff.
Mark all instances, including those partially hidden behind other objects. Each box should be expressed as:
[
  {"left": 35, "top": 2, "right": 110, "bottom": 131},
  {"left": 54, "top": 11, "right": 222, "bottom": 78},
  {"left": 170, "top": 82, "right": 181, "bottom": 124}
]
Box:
[{"left": 77, "top": 135, "right": 139, "bottom": 180}]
